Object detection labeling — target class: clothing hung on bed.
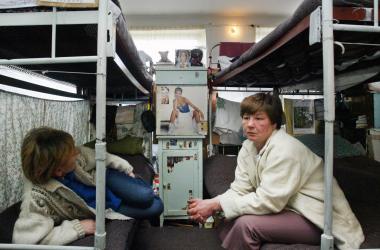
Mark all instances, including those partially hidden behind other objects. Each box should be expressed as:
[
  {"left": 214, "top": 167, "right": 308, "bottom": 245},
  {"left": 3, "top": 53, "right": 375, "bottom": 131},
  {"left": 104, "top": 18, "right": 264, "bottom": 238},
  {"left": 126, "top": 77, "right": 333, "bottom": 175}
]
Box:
[
  {"left": 213, "top": 97, "right": 243, "bottom": 145},
  {"left": 219, "top": 42, "right": 254, "bottom": 58}
]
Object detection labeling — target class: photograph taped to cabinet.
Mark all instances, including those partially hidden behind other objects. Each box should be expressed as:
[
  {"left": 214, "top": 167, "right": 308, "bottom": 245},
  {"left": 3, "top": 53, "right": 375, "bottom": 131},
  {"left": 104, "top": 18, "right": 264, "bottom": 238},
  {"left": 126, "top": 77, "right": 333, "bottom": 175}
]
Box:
[
  {"left": 156, "top": 85, "right": 208, "bottom": 136},
  {"left": 167, "top": 156, "right": 193, "bottom": 173}
]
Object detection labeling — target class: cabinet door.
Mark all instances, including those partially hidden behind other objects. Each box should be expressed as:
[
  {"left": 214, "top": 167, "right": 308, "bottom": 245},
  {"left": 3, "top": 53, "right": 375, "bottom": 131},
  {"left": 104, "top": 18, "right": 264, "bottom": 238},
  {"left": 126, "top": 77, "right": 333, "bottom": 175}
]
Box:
[{"left": 162, "top": 150, "right": 198, "bottom": 216}]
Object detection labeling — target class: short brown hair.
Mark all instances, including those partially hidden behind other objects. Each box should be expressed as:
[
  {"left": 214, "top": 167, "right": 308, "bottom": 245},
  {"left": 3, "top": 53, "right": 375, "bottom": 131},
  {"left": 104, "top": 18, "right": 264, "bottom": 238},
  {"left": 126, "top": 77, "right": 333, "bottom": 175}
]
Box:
[
  {"left": 174, "top": 87, "right": 183, "bottom": 93},
  {"left": 240, "top": 93, "right": 283, "bottom": 129},
  {"left": 21, "top": 127, "right": 75, "bottom": 185}
]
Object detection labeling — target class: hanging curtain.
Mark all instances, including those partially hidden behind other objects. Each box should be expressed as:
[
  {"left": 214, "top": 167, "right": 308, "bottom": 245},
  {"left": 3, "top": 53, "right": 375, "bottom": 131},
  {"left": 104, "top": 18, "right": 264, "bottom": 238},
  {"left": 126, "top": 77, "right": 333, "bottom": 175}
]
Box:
[
  {"left": 130, "top": 28, "right": 206, "bottom": 64},
  {"left": 0, "top": 91, "right": 90, "bottom": 212},
  {"left": 44, "top": 101, "right": 90, "bottom": 145}
]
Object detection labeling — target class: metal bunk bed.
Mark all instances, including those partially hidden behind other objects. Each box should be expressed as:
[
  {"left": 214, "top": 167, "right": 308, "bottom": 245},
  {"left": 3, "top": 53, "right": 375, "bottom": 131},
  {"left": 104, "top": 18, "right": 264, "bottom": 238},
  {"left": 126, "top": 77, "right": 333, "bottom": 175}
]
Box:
[
  {"left": 0, "top": 0, "right": 150, "bottom": 249},
  {"left": 208, "top": 0, "right": 380, "bottom": 249}
]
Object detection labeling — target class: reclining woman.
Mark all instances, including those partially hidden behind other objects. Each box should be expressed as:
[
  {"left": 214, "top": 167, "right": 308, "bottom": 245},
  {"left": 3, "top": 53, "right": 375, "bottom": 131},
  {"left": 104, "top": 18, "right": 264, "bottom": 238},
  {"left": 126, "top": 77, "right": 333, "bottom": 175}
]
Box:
[
  {"left": 188, "top": 93, "right": 364, "bottom": 249},
  {"left": 13, "top": 127, "right": 163, "bottom": 245}
]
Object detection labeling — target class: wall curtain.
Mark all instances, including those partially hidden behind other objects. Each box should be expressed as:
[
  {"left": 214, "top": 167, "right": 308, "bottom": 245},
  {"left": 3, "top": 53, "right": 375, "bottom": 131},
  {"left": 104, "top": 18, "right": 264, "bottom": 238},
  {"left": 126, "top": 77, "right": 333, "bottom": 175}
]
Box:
[{"left": 0, "top": 91, "right": 90, "bottom": 212}]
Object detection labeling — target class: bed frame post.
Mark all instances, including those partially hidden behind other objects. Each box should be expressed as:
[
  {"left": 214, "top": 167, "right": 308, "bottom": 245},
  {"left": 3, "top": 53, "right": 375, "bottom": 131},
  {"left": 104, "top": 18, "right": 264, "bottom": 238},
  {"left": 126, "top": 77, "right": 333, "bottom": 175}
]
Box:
[
  {"left": 51, "top": 7, "right": 57, "bottom": 58},
  {"left": 321, "top": 0, "right": 335, "bottom": 249},
  {"left": 375, "top": 0, "right": 379, "bottom": 27},
  {"left": 208, "top": 90, "right": 213, "bottom": 157},
  {"left": 94, "top": 0, "right": 108, "bottom": 249}
]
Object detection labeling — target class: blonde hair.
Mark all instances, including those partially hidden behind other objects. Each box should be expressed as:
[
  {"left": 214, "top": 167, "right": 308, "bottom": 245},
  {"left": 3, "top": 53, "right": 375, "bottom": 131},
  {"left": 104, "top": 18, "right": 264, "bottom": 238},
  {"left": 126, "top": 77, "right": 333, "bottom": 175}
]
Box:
[
  {"left": 240, "top": 93, "right": 283, "bottom": 129},
  {"left": 21, "top": 127, "right": 75, "bottom": 185}
]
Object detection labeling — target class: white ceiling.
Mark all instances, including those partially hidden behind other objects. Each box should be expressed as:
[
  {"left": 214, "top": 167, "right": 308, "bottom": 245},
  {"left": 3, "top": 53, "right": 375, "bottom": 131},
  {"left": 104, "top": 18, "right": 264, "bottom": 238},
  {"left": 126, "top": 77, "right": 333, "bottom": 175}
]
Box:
[{"left": 122, "top": 0, "right": 304, "bottom": 17}]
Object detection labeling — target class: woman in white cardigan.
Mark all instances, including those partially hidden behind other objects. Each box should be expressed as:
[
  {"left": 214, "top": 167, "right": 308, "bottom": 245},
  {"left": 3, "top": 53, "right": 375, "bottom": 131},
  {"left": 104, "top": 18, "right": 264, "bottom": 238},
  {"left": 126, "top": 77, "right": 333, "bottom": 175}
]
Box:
[{"left": 188, "top": 93, "right": 364, "bottom": 250}]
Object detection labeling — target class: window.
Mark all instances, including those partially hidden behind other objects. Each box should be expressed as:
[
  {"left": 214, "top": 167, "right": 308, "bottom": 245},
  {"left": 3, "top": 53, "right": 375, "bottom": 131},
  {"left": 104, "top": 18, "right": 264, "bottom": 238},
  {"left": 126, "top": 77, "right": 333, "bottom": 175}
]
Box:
[
  {"left": 255, "top": 26, "right": 275, "bottom": 43},
  {"left": 130, "top": 28, "right": 207, "bottom": 65}
]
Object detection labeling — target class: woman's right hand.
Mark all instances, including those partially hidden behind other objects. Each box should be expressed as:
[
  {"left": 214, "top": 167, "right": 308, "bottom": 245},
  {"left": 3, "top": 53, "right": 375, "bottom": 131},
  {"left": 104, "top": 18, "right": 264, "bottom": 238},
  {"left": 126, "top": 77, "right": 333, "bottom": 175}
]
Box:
[
  {"left": 80, "top": 219, "right": 96, "bottom": 235},
  {"left": 187, "top": 198, "right": 221, "bottom": 224}
]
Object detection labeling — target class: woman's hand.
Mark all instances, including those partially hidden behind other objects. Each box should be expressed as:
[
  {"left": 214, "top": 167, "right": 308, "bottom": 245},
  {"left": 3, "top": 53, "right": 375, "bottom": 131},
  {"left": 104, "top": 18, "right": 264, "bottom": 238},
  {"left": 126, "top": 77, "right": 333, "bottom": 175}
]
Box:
[
  {"left": 187, "top": 198, "right": 221, "bottom": 224},
  {"left": 80, "top": 219, "right": 96, "bottom": 235},
  {"left": 128, "top": 171, "right": 135, "bottom": 178}
]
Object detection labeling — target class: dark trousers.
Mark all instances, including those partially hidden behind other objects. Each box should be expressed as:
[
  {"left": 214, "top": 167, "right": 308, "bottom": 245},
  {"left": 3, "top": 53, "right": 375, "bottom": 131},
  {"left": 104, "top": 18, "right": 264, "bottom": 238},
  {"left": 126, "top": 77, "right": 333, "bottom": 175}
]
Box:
[
  {"left": 106, "top": 169, "right": 163, "bottom": 219},
  {"left": 218, "top": 210, "right": 321, "bottom": 250}
]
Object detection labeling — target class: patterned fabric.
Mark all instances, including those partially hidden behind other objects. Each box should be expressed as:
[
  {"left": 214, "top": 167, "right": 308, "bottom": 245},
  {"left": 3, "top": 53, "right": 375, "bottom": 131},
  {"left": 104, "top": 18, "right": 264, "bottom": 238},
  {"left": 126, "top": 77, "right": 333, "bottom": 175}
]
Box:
[
  {"left": 130, "top": 102, "right": 146, "bottom": 138},
  {"left": 115, "top": 103, "right": 151, "bottom": 158},
  {"left": 0, "top": 91, "right": 90, "bottom": 212}
]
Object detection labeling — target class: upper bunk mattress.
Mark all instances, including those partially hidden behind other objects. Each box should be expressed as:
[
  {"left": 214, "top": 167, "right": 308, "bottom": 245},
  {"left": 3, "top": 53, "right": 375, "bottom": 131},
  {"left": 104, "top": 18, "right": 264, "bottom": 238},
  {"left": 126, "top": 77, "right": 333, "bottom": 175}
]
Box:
[{"left": 213, "top": 0, "right": 380, "bottom": 92}]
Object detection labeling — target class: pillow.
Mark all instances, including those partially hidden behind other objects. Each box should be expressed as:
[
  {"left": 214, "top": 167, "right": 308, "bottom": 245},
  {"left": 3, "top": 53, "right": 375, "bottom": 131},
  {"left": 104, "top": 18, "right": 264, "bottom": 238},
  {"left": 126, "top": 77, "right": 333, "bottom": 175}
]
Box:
[
  {"left": 83, "top": 135, "right": 143, "bottom": 155},
  {"left": 295, "top": 134, "right": 365, "bottom": 158}
]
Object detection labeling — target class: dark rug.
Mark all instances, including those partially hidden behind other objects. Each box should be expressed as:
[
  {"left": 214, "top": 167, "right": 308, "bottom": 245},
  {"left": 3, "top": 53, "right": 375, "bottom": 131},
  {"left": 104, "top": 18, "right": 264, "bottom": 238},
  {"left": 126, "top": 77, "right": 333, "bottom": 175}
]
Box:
[{"left": 131, "top": 226, "right": 224, "bottom": 250}]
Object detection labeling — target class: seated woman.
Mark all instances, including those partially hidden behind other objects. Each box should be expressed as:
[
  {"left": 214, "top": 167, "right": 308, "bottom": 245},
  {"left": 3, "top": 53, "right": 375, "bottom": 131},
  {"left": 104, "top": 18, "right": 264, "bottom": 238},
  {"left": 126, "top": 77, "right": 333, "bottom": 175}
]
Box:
[
  {"left": 13, "top": 127, "right": 163, "bottom": 245},
  {"left": 168, "top": 87, "right": 204, "bottom": 134},
  {"left": 188, "top": 93, "right": 364, "bottom": 250}
]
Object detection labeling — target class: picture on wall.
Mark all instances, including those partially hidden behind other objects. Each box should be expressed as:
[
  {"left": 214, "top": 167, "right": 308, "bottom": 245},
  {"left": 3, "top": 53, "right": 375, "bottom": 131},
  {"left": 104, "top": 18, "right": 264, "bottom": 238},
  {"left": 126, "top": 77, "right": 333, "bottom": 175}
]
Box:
[
  {"left": 156, "top": 85, "right": 208, "bottom": 136},
  {"left": 293, "top": 99, "right": 315, "bottom": 134},
  {"left": 175, "top": 49, "right": 191, "bottom": 68}
]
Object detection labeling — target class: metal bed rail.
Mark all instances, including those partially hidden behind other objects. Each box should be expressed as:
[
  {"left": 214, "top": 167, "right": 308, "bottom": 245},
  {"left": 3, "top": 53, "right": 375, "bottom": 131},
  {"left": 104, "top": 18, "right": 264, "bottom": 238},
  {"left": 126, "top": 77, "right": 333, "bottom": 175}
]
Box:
[{"left": 320, "top": 0, "right": 380, "bottom": 249}]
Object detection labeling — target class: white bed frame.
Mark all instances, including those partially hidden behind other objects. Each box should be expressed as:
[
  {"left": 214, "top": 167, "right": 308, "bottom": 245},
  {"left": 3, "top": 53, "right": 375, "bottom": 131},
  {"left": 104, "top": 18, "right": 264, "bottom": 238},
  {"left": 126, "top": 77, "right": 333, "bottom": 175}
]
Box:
[{"left": 0, "top": 0, "right": 148, "bottom": 249}]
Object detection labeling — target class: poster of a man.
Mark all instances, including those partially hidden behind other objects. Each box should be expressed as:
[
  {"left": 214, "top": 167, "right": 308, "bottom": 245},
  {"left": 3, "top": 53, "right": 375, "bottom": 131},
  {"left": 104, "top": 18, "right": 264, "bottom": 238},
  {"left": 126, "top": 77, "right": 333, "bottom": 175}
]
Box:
[{"left": 156, "top": 85, "right": 207, "bottom": 136}]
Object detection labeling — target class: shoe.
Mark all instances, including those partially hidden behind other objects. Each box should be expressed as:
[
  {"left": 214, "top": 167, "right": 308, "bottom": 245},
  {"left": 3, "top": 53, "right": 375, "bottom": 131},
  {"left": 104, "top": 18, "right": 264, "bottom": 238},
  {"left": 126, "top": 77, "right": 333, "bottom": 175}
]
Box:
[{"left": 168, "top": 123, "right": 175, "bottom": 134}]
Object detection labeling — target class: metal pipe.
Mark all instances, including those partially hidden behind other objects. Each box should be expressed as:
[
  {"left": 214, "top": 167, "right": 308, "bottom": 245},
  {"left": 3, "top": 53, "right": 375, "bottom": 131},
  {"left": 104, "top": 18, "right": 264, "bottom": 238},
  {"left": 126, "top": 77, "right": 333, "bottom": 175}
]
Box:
[
  {"left": 213, "top": 87, "right": 273, "bottom": 92},
  {"left": 375, "top": 0, "right": 379, "bottom": 27},
  {"left": 333, "top": 23, "right": 380, "bottom": 32},
  {"left": 0, "top": 244, "right": 93, "bottom": 250},
  {"left": 321, "top": 0, "right": 335, "bottom": 249},
  {"left": 208, "top": 91, "right": 213, "bottom": 157},
  {"left": 0, "top": 11, "right": 98, "bottom": 26},
  {"left": 94, "top": 0, "right": 108, "bottom": 249},
  {"left": 52, "top": 7, "right": 57, "bottom": 58},
  {"left": 113, "top": 54, "right": 149, "bottom": 95},
  {"left": 0, "top": 56, "right": 98, "bottom": 65}
]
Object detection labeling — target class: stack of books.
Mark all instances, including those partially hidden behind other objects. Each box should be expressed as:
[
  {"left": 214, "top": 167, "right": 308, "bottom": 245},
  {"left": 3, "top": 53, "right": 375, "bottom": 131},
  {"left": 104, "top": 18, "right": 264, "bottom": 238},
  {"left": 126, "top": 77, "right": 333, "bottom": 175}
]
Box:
[{"left": 356, "top": 115, "right": 367, "bottom": 129}]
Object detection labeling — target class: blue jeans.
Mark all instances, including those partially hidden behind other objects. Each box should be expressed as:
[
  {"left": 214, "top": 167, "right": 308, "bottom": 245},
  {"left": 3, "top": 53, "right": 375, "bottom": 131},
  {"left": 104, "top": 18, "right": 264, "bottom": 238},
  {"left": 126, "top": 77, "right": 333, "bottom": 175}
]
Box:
[{"left": 106, "top": 169, "right": 163, "bottom": 219}]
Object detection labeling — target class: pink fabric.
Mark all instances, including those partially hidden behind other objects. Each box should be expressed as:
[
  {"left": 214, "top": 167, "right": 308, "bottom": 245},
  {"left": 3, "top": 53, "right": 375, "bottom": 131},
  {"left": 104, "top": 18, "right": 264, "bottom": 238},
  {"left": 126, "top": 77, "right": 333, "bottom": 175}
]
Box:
[
  {"left": 219, "top": 42, "right": 254, "bottom": 57},
  {"left": 218, "top": 210, "right": 321, "bottom": 250}
]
